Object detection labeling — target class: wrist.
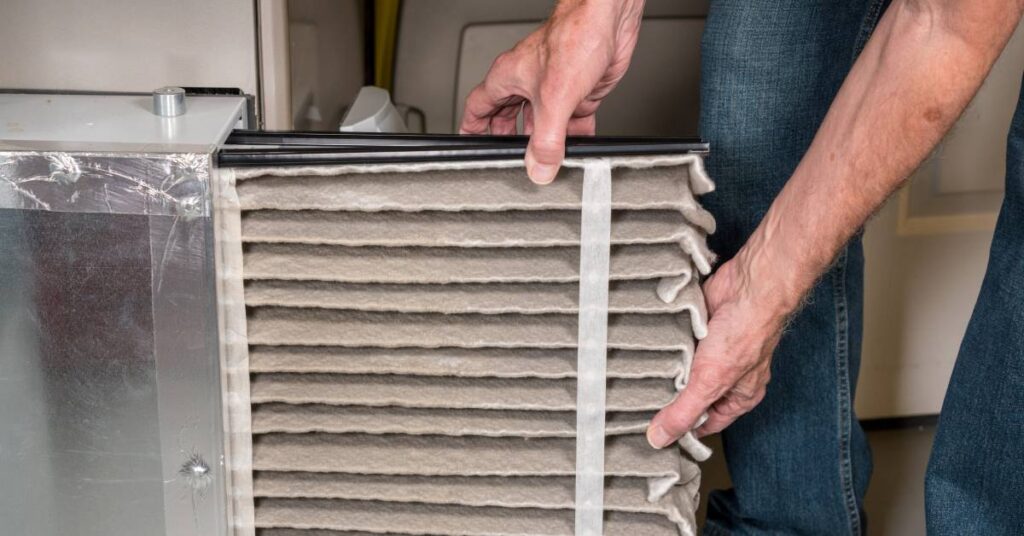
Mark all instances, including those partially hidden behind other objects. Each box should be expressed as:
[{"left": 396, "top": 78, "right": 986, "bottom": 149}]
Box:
[{"left": 732, "top": 211, "right": 816, "bottom": 320}]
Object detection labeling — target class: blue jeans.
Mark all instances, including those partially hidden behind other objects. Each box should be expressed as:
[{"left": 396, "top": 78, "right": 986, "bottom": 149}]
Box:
[
  {"left": 700, "top": 1, "right": 1024, "bottom": 534},
  {"left": 698, "top": 1, "right": 886, "bottom": 534},
  {"left": 925, "top": 76, "right": 1024, "bottom": 535}
]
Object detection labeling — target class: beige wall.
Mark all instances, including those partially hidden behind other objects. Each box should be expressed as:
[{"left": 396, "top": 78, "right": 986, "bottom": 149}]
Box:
[
  {"left": 286, "top": 0, "right": 365, "bottom": 131},
  {"left": 0, "top": 0, "right": 258, "bottom": 96}
]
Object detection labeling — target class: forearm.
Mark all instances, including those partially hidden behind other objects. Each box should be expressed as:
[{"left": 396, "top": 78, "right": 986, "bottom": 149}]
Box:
[{"left": 740, "top": 0, "right": 1023, "bottom": 314}]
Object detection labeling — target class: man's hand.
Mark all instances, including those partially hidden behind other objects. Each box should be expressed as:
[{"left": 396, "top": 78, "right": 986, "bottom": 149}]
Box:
[
  {"left": 458, "top": 0, "right": 645, "bottom": 184},
  {"left": 646, "top": 246, "right": 790, "bottom": 448}
]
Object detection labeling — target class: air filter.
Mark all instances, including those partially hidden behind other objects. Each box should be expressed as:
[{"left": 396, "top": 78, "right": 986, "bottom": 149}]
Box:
[{"left": 217, "top": 150, "right": 715, "bottom": 536}]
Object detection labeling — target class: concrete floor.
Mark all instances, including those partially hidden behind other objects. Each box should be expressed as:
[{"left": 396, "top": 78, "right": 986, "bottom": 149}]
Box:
[{"left": 696, "top": 425, "right": 937, "bottom": 535}]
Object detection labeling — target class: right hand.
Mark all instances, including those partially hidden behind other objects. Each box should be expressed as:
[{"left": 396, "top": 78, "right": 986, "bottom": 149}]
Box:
[
  {"left": 458, "top": 0, "right": 645, "bottom": 184},
  {"left": 646, "top": 250, "right": 790, "bottom": 448}
]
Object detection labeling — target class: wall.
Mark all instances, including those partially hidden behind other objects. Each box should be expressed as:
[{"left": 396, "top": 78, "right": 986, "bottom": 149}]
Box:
[
  {"left": 0, "top": 0, "right": 258, "bottom": 97},
  {"left": 286, "top": 0, "right": 365, "bottom": 131},
  {"left": 393, "top": 0, "right": 708, "bottom": 134}
]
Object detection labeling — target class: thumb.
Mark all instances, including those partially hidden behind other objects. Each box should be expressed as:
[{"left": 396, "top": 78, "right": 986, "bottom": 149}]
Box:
[
  {"left": 525, "top": 93, "right": 576, "bottom": 185},
  {"left": 646, "top": 361, "right": 732, "bottom": 449}
]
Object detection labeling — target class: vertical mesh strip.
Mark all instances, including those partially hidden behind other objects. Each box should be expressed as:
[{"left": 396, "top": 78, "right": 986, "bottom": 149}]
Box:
[{"left": 575, "top": 160, "right": 613, "bottom": 535}]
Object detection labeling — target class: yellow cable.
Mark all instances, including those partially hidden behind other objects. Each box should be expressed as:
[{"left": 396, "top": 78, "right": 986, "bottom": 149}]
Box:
[{"left": 374, "top": 0, "right": 400, "bottom": 91}]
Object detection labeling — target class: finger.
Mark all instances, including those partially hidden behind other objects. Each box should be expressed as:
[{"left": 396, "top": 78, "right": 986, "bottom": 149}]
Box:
[
  {"left": 525, "top": 83, "right": 581, "bottom": 184},
  {"left": 459, "top": 52, "right": 523, "bottom": 135},
  {"left": 696, "top": 365, "right": 770, "bottom": 437},
  {"left": 646, "top": 361, "right": 739, "bottom": 448},
  {"left": 489, "top": 104, "right": 521, "bottom": 135},
  {"left": 524, "top": 94, "right": 596, "bottom": 137},
  {"left": 701, "top": 271, "right": 729, "bottom": 316},
  {"left": 459, "top": 84, "right": 499, "bottom": 134},
  {"left": 696, "top": 387, "right": 766, "bottom": 437},
  {"left": 523, "top": 102, "right": 534, "bottom": 135}
]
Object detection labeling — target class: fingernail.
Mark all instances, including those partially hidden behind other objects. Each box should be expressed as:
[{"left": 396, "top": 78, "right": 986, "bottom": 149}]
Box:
[
  {"left": 646, "top": 423, "right": 673, "bottom": 449},
  {"left": 528, "top": 163, "right": 558, "bottom": 184}
]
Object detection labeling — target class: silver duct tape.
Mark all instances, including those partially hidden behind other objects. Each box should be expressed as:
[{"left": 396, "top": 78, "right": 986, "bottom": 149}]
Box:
[
  {"left": 575, "top": 160, "right": 613, "bottom": 536},
  {"left": 0, "top": 151, "right": 211, "bottom": 217}
]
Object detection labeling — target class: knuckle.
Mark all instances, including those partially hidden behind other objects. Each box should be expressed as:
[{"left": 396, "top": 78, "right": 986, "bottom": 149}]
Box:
[
  {"left": 718, "top": 397, "right": 745, "bottom": 414},
  {"left": 734, "top": 351, "right": 762, "bottom": 370},
  {"left": 729, "top": 360, "right": 753, "bottom": 378},
  {"left": 729, "top": 388, "right": 756, "bottom": 402},
  {"left": 464, "top": 85, "right": 486, "bottom": 107},
  {"left": 704, "top": 363, "right": 742, "bottom": 386},
  {"left": 751, "top": 388, "right": 767, "bottom": 406},
  {"left": 491, "top": 51, "right": 518, "bottom": 76},
  {"left": 690, "top": 375, "right": 727, "bottom": 402},
  {"left": 730, "top": 376, "right": 766, "bottom": 402},
  {"left": 660, "top": 407, "right": 694, "bottom": 435}
]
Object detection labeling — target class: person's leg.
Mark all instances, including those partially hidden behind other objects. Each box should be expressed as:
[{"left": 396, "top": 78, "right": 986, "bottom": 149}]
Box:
[
  {"left": 925, "top": 75, "right": 1024, "bottom": 535},
  {"left": 699, "top": 1, "right": 887, "bottom": 534}
]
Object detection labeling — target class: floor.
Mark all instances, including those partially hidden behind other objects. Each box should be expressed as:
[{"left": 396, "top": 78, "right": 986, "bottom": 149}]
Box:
[{"left": 696, "top": 424, "right": 937, "bottom": 535}]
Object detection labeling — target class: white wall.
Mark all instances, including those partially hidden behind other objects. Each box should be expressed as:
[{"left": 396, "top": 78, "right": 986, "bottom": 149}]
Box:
[{"left": 0, "top": 0, "right": 258, "bottom": 97}]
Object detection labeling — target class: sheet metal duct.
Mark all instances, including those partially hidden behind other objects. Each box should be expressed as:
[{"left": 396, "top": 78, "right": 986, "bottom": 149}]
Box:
[{"left": 0, "top": 92, "right": 246, "bottom": 536}]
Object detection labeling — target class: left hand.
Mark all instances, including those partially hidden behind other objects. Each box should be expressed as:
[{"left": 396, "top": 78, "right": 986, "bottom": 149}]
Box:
[
  {"left": 458, "top": 0, "right": 645, "bottom": 184},
  {"left": 646, "top": 251, "right": 791, "bottom": 448}
]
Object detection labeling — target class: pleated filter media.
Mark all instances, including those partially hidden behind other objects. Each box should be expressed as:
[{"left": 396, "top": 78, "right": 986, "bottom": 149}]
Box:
[{"left": 217, "top": 155, "right": 716, "bottom": 536}]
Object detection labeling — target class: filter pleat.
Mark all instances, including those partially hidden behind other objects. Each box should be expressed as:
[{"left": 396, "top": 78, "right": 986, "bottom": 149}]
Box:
[
  {"left": 247, "top": 347, "right": 684, "bottom": 379},
  {"left": 237, "top": 165, "right": 715, "bottom": 233},
  {"left": 249, "top": 375, "right": 676, "bottom": 411},
  {"left": 246, "top": 309, "right": 694, "bottom": 351},
  {"left": 251, "top": 405, "right": 653, "bottom": 437},
  {"left": 243, "top": 243, "right": 693, "bottom": 284},
  {"left": 252, "top": 434, "right": 681, "bottom": 478},
  {"left": 241, "top": 209, "right": 705, "bottom": 248}
]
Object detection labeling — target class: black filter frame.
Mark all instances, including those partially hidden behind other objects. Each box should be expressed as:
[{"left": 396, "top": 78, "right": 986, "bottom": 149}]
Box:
[{"left": 218, "top": 130, "right": 708, "bottom": 167}]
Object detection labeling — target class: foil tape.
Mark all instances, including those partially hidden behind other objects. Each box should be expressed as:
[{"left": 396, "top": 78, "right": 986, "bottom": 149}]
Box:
[{"left": 0, "top": 151, "right": 211, "bottom": 217}]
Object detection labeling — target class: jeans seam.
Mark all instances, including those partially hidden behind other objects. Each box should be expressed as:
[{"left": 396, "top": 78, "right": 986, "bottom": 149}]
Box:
[
  {"left": 834, "top": 4, "right": 884, "bottom": 532},
  {"left": 832, "top": 247, "right": 861, "bottom": 536},
  {"left": 852, "top": 0, "right": 887, "bottom": 60}
]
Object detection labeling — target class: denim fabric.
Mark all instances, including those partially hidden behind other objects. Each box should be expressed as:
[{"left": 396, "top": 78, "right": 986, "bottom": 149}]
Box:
[
  {"left": 925, "top": 76, "right": 1024, "bottom": 535},
  {"left": 698, "top": 1, "right": 886, "bottom": 534}
]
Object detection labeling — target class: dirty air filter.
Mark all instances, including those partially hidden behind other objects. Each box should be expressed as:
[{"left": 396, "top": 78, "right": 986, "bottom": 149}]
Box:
[{"left": 218, "top": 146, "right": 715, "bottom": 536}]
